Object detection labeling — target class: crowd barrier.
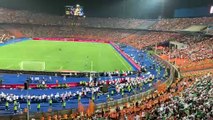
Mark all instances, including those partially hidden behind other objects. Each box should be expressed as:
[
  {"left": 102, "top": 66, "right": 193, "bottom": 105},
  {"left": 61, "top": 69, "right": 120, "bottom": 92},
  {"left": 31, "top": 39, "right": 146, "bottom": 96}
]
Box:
[
  {"left": 0, "top": 77, "right": 129, "bottom": 89},
  {"left": 0, "top": 82, "right": 79, "bottom": 89}
]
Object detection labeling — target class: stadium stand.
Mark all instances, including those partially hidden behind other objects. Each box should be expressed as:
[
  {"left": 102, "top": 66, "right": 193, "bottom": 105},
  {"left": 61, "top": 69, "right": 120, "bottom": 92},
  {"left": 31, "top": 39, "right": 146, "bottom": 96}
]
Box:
[
  {"left": 0, "top": 7, "right": 212, "bottom": 120},
  {"left": 0, "top": 29, "right": 15, "bottom": 43},
  {"left": 103, "top": 73, "right": 212, "bottom": 120},
  {"left": 150, "top": 17, "right": 213, "bottom": 31},
  {"left": 1, "top": 7, "right": 212, "bottom": 31},
  {"left": 158, "top": 35, "right": 213, "bottom": 72}
]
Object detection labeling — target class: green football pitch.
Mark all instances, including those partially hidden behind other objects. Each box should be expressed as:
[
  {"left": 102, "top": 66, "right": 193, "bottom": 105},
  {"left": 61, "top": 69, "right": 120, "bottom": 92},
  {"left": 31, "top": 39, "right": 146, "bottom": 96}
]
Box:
[{"left": 0, "top": 40, "right": 133, "bottom": 72}]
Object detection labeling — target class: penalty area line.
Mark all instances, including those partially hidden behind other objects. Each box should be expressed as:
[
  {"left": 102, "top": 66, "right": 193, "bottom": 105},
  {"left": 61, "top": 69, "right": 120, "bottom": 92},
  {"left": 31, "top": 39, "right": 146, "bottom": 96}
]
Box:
[
  {"left": 5, "top": 64, "right": 13, "bottom": 69},
  {"left": 59, "top": 66, "right": 63, "bottom": 70}
]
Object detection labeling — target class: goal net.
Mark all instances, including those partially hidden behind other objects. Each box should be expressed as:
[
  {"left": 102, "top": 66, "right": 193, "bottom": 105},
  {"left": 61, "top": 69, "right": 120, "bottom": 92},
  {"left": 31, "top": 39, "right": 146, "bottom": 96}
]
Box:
[{"left": 20, "top": 61, "right": 45, "bottom": 71}]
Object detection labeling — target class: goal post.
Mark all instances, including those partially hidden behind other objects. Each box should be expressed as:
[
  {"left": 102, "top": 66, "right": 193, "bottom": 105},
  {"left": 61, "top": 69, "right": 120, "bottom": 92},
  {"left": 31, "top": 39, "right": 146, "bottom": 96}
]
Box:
[{"left": 20, "top": 61, "right": 45, "bottom": 71}]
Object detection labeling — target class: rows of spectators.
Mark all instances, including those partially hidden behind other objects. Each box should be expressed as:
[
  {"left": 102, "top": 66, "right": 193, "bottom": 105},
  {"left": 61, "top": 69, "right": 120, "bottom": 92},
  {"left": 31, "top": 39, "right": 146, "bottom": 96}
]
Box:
[
  {"left": 0, "top": 7, "right": 212, "bottom": 31},
  {"left": 16, "top": 25, "right": 189, "bottom": 53},
  {"left": 151, "top": 17, "right": 213, "bottom": 31},
  {"left": 0, "top": 8, "right": 155, "bottom": 29},
  {"left": 151, "top": 34, "right": 213, "bottom": 73},
  {"left": 169, "top": 35, "right": 213, "bottom": 62},
  {"left": 16, "top": 25, "right": 135, "bottom": 42},
  {"left": 82, "top": 17, "right": 156, "bottom": 29},
  {"left": 120, "top": 32, "right": 179, "bottom": 49},
  {"left": 0, "top": 7, "right": 212, "bottom": 120},
  {"left": 40, "top": 72, "right": 211, "bottom": 120},
  {"left": 12, "top": 24, "right": 182, "bottom": 49},
  {"left": 0, "top": 29, "right": 15, "bottom": 43},
  {"left": 104, "top": 73, "right": 211, "bottom": 120},
  {"left": 156, "top": 35, "right": 213, "bottom": 72},
  {"left": 0, "top": 8, "right": 69, "bottom": 25}
]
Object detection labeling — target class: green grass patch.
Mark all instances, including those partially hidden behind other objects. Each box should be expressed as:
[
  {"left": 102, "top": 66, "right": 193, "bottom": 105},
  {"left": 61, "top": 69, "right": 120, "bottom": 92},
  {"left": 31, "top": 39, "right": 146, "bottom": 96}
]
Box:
[{"left": 0, "top": 40, "right": 133, "bottom": 72}]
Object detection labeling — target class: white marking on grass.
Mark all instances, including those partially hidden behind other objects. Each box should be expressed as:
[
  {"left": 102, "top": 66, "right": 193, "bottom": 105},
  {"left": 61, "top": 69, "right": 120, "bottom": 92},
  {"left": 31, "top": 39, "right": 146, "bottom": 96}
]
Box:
[
  {"left": 59, "top": 66, "right": 63, "bottom": 70},
  {"left": 5, "top": 64, "right": 13, "bottom": 69},
  {"left": 111, "top": 48, "right": 129, "bottom": 70},
  {"left": 91, "top": 61, "right": 93, "bottom": 71}
]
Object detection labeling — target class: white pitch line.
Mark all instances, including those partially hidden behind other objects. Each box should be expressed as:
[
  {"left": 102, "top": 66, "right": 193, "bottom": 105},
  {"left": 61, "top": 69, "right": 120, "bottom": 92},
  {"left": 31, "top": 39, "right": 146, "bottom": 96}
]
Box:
[
  {"left": 111, "top": 48, "right": 129, "bottom": 70},
  {"left": 5, "top": 64, "right": 13, "bottom": 69},
  {"left": 91, "top": 61, "right": 93, "bottom": 71},
  {"left": 59, "top": 66, "right": 63, "bottom": 70}
]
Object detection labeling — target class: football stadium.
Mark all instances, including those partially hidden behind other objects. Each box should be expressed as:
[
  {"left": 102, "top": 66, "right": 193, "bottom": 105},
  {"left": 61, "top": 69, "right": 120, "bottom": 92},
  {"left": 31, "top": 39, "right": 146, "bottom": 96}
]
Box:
[{"left": 0, "top": 0, "right": 212, "bottom": 120}]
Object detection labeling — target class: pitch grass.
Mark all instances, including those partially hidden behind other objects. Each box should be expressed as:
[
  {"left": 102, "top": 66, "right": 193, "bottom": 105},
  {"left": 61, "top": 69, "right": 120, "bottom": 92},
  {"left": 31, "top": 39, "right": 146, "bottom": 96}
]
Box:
[{"left": 0, "top": 40, "right": 133, "bottom": 72}]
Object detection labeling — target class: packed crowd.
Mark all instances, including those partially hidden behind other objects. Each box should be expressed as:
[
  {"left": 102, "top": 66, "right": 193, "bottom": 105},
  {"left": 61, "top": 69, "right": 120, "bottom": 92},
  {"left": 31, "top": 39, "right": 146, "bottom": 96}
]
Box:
[
  {"left": 9, "top": 24, "right": 181, "bottom": 49},
  {"left": 0, "top": 8, "right": 156, "bottom": 29},
  {"left": 120, "top": 31, "right": 180, "bottom": 49},
  {"left": 0, "top": 8, "right": 70, "bottom": 25},
  {"left": 169, "top": 35, "right": 213, "bottom": 61},
  {"left": 78, "top": 73, "right": 212, "bottom": 120},
  {"left": 82, "top": 17, "right": 156, "bottom": 29},
  {"left": 151, "top": 17, "right": 213, "bottom": 31},
  {"left": 1, "top": 7, "right": 212, "bottom": 31},
  {"left": 157, "top": 34, "right": 213, "bottom": 72},
  {"left": 37, "top": 71, "right": 212, "bottom": 120},
  {"left": 0, "top": 29, "right": 15, "bottom": 43},
  {"left": 0, "top": 7, "right": 213, "bottom": 120},
  {"left": 17, "top": 25, "right": 136, "bottom": 42},
  {"left": 142, "top": 73, "right": 213, "bottom": 120}
]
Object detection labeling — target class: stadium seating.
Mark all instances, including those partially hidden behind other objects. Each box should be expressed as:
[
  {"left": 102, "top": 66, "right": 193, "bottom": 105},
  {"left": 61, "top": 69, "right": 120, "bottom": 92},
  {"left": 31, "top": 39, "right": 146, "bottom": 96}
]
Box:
[
  {"left": 150, "top": 17, "right": 213, "bottom": 31},
  {"left": 158, "top": 35, "right": 213, "bottom": 72},
  {"left": 104, "top": 73, "right": 212, "bottom": 120},
  {"left": 0, "top": 7, "right": 212, "bottom": 31}
]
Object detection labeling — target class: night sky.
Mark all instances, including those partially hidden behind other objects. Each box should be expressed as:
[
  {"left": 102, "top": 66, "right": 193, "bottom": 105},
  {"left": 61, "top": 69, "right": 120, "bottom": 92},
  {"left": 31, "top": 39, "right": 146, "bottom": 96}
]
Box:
[{"left": 0, "top": 0, "right": 212, "bottom": 18}]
